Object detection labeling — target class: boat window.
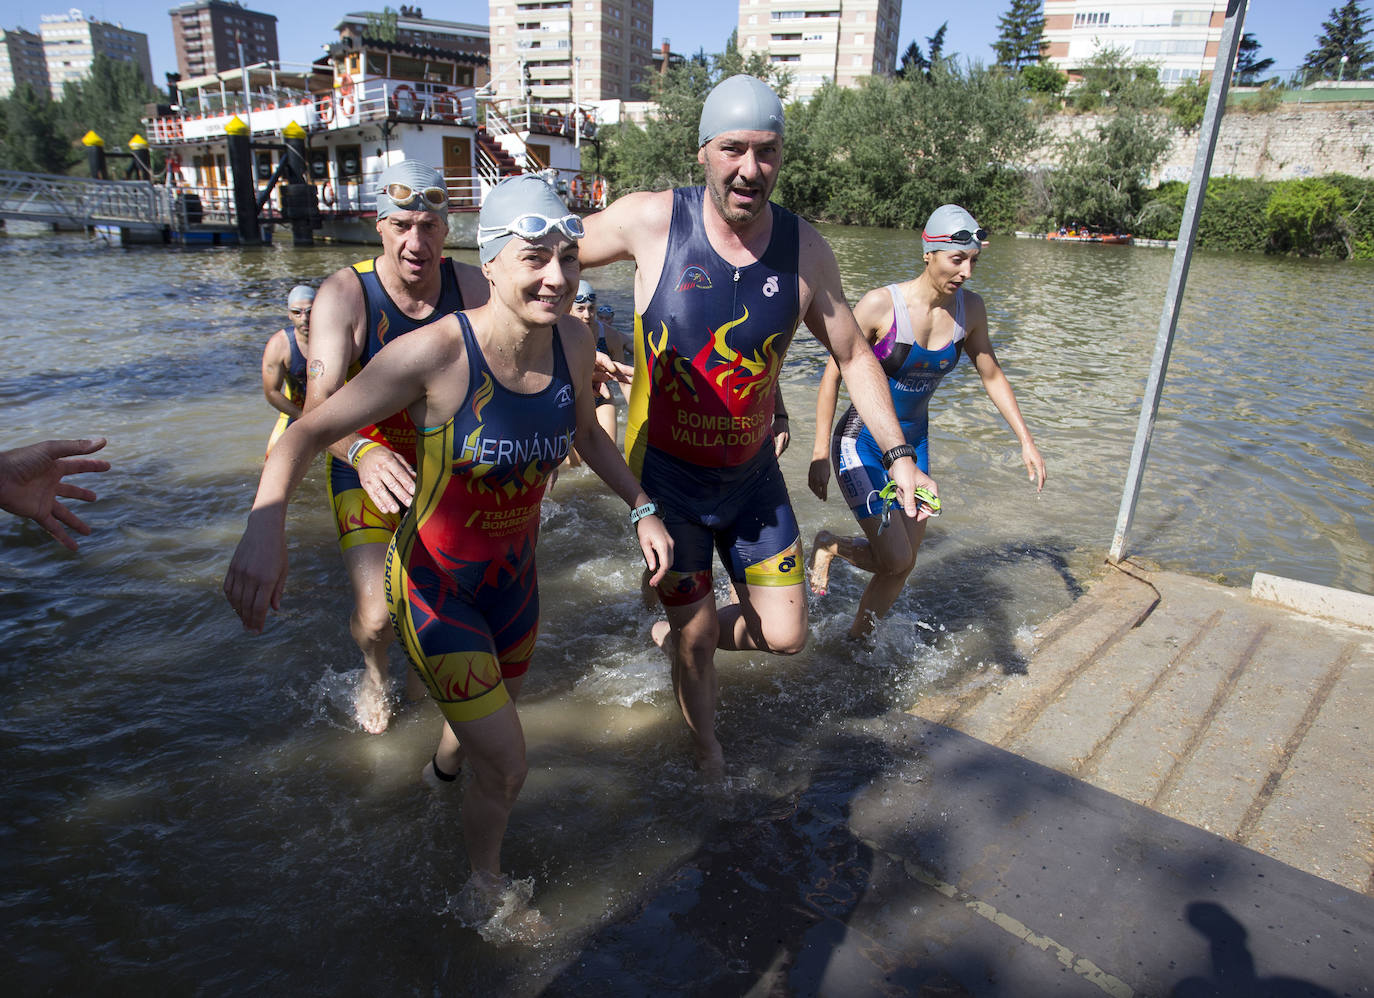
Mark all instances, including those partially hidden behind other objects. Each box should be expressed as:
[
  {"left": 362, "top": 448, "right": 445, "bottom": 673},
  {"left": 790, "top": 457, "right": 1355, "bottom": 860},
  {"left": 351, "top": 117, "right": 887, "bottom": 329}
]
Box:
[
  {"left": 366, "top": 53, "right": 388, "bottom": 76},
  {"left": 390, "top": 56, "right": 427, "bottom": 82}
]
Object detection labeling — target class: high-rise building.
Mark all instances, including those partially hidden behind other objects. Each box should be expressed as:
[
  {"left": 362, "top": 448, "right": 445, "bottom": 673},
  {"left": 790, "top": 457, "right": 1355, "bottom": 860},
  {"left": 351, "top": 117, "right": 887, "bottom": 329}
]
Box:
[
  {"left": 487, "top": 0, "right": 656, "bottom": 104},
  {"left": 169, "top": 1, "right": 278, "bottom": 81},
  {"left": 336, "top": 7, "right": 490, "bottom": 88},
  {"left": 40, "top": 9, "right": 152, "bottom": 98},
  {"left": 0, "top": 27, "right": 51, "bottom": 98},
  {"left": 1042, "top": 1, "right": 1229, "bottom": 87},
  {"left": 737, "top": 0, "right": 902, "bottom": 103}
]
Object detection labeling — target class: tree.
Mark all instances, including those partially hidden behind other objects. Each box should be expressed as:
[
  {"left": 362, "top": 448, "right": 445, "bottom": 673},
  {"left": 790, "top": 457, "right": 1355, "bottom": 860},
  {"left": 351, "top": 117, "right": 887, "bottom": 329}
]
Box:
[
  {"left": 58, "top": 55, "right": 161, "bottom": 172},
  {"left": 0, "top": 82, "right": 70, "bottom": 173},
  {"left": 992, "top": 0, "right": 1047, "bottom": 73},
  {"left": 927, "top": 23, "right": 948, "bottom": 72},
  {"left": 1040, "top": 49, "right": 1172, "bottom": 231},
  {"left": 898, "top": 40, "right": 929, "bottom": 80},
  {"left": 1301, "top": 1, "right": 1373, "bottom": 81},
  {"left": 363, "top": 6, "right": 400, "bottom": 43},
  {"left": 1020, "top": 62, "right": 1066, "bottom": 96},
  {"left": 1235, "top": 33, "right": 1276, "bottom": 86}
]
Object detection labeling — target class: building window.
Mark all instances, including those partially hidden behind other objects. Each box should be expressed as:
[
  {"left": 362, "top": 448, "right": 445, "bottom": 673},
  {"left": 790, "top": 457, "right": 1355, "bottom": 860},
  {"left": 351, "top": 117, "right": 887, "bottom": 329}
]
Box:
[{"left": 1172, "top": 11, "right": 1210, "bottom": 27}]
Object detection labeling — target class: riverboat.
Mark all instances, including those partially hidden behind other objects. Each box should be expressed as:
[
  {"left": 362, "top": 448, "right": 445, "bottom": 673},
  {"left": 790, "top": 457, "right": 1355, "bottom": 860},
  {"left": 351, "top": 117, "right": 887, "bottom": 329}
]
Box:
[
  {"left": 141, "top": 35, "right": 607, "bottom": 246},
  {"left": 1046, "top": 227, "right": 1133, "bottom": 245}
]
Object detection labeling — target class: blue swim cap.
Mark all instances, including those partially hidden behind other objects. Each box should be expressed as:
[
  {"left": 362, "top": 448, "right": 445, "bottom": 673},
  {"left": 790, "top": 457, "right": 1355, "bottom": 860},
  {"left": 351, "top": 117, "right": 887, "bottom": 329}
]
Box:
[
  {"left": 287, "top": 284, "right": 315, "bottom": 307},
  {"left": 477, "top": 174, "right": 579, "bottom": 264},
  {"left": 698, "top": 75, "right": 784, "bottom": 147},
  {"left": 375, "top": 160, "right": 449, "bottom": 219}
]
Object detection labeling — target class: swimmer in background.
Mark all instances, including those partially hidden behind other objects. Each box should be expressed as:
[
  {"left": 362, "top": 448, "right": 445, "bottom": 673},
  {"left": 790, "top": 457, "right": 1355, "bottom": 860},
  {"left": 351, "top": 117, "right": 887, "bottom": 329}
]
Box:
[
  {"left": 224, "top": 175, "right": 671, "bottom": 938},
  {"left": 808, "top": 204, "right": 1046, "bottom": 639},
  {"left": 568, "top": 282, "right": 631, "bottom": 457},
  {"left": 262, "top": 285, "right": 315, "bottom": 455}
]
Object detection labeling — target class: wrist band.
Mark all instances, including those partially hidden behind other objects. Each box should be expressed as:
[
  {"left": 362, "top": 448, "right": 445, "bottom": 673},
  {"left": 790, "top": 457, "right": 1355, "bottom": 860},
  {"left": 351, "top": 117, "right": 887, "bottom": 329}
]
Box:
[
  {"left": 629, "top": 500, "right": 659, "bottom": 526},
  {"left": 880, "top": 444, "right": 916, "bottom": 470},
  {"left": 348, "top": 440, "right": 379, "bottom": 468}
]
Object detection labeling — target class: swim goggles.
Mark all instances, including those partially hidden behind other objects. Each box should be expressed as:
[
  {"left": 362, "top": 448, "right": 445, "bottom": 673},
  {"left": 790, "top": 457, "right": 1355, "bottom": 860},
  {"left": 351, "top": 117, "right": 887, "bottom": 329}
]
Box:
[
  {"left": 574, "top": 289, "right": 596, "bottom": 304},
  {"left": 477, "top": 212, "right": 586, "bottom": 248},
  {"left": 922, "top": 227, "right": 987, "bottom": 245},
  {"left": 377, "top": 182, "right": 450, "bottom": 209},
  {"left": 597, "top": 305, "right": 614, "bottom": 318},
  {"left": 871, "top": 480, "right": 941, "bottom": 533}
]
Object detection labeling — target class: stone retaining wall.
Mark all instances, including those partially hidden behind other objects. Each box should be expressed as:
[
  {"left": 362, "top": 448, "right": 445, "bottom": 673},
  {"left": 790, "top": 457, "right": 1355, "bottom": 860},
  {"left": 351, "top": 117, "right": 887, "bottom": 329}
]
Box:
[{"left": 1036, "top": 104, "right": 1374, "bottom": 184}]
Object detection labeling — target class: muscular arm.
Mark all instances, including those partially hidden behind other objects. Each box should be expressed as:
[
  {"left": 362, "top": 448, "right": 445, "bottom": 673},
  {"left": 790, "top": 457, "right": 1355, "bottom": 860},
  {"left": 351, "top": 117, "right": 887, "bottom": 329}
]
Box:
[
  {"left": 800, "top": 226, "right": 936, "bottom": 519},
  {"left": 261, "top": 330, "right": 302, "bottom": 419},
  {"left": 561, "top": 319, "right": 672, "bottom": 585},
  {"left": 961, "top": 294, "right": 1046, "bottom": 492},
  {"left": 303, "top": 265, "right": 416, "bottom": 513},
  {"left": 578, "top": 191, "right": 673, "bottom": 309}
]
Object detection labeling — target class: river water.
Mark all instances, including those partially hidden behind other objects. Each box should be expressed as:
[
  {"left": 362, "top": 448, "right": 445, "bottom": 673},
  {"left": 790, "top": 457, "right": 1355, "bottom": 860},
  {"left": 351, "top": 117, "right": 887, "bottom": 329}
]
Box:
[{"left": 2, "top": 227, "right": 1371, "bottom": 992}]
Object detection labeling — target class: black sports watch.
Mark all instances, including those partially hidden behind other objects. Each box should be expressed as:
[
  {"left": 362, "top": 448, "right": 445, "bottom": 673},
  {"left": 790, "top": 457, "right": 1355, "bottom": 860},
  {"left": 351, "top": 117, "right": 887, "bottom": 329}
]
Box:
[{"left": 881, "top": 444, "right": 917, "bottom": 470}]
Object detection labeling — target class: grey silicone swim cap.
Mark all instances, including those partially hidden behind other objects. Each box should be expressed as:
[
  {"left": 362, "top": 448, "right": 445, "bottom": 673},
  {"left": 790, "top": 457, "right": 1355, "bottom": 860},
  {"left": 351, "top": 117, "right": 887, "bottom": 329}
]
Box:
[
  {"left": 375, "top": 160, "right": 449, "bottom": 219},
  {"left": 574, "top": 280, "right": 595, "bottom": 302},
  {"left": 698, "top": 74, "right": 784, "bottom": 147},
  {"left": 477, "top": 174, "right": 579, "bottom": 264},
  {"left": 922, "top": 204, "right": 983, "bottom": 254},
  {"left": 287, "top": 285, "right": 315, "bottom": 307}
]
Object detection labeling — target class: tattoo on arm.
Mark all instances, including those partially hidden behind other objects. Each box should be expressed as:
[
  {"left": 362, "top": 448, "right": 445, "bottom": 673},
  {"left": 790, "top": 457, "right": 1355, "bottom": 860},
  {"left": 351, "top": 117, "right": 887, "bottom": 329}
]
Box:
[{"left": 308, "top": 359, "right": 325, "bottom": 380}]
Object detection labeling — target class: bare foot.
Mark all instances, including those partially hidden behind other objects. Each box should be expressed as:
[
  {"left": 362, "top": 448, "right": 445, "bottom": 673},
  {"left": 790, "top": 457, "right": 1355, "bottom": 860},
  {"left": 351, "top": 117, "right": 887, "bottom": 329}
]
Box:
[
  {"left": 354, "top": 672, "right": 392, "bottom": 734},
  {"left": 809, "top": 530, "right": 837, "bottom": 596},
  {"left": 456, "top": 871, "right": 552, "bottom": 944}
]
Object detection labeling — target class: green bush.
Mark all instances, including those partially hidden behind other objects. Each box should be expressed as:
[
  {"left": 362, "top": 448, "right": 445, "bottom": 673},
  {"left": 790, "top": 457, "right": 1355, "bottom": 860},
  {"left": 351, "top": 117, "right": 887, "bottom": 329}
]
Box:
[{"left": 1266, "top": 178, "right": 1348, "bottom": 256}]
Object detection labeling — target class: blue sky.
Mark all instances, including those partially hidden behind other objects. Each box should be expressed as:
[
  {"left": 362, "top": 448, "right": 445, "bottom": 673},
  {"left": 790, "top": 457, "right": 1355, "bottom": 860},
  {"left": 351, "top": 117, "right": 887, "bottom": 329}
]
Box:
[{"left": 0, "top": 1, "right": 1347, "bottom": 85}]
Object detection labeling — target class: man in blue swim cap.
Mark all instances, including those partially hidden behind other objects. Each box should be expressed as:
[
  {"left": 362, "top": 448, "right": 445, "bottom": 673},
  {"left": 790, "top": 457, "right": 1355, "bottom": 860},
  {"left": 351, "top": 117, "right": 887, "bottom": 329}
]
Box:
[
  {"left": 302, "top": 159, "right": 490, "bottom": 734},
  {"left": 576, "top": 75, "right": 940, "bottom": 775}
]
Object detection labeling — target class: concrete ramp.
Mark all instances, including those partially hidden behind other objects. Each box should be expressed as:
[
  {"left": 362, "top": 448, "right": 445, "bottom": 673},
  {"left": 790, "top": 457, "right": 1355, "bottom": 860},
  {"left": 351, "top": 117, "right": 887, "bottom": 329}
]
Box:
[{"left": 908, "top": 560, "right": 1374, "bottom": 894}]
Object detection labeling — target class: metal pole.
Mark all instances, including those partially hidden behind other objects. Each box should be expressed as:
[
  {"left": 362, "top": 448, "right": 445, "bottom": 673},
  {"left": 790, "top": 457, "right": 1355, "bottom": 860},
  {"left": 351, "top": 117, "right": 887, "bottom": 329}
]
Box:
[
  {"left": 1108, "top": 0, "right": 1249, "bottom": 563},
  {"left": 238, "top": 34, "right": 251, "bottom": 135}
]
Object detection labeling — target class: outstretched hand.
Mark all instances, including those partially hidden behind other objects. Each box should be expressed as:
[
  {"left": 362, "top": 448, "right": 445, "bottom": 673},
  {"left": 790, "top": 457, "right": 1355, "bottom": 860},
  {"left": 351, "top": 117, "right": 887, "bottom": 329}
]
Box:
[
  {"left": 0, "top": 437, "right": 110, "bottom": 551},
  {"left": 1022, "top": 440, "right": 1047, "bottom": 492},
  {"left": 807, "top": 456, "right": 830, "bottom": 501}
]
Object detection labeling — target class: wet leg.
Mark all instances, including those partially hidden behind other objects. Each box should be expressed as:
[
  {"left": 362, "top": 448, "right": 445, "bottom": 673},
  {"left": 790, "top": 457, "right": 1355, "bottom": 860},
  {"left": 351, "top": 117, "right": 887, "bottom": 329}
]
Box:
[
  {"left": 664, "top": 597, "right": 724, "bottom": 777},
  {"left": 847, "top": 515, "right": 927, "bottom": 639},
  {"left": 343, "top": 541, "right": 398, "bottom": 733}
]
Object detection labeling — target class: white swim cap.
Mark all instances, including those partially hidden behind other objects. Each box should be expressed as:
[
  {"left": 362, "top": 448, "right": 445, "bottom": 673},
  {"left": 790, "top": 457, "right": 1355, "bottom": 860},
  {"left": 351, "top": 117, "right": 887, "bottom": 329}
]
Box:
[
  {"left": 698, "top": 75, "right": 784, "bottom": 147},
  {"left": 287, "top": 285, "right": 315, "bottom": 307}
]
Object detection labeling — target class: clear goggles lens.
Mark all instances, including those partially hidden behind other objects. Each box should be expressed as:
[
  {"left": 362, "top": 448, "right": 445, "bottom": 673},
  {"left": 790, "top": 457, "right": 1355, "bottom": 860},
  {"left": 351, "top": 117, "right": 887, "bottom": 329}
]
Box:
[
  {"left": 478, "top": 212, "right": 586, "bottom": 248},
  {"left": 574, "top": 291, "right": 596, "bottom": 304},
  {"left": 597, "top": 305, "right": 614, "bottom": 318},
  {"left": 380, "top": 182, "right": 449, "bottom": 208}
]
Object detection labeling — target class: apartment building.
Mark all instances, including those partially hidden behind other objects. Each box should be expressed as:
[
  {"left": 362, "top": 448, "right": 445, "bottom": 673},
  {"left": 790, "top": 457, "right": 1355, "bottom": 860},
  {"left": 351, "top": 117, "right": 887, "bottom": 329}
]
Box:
[
  {"left": 169, "top": 1, "right": 278, "bottom": 80},
  {"left": 488, "top": 0, "right": 656, "bottom": 104},
  {"left": 737, "top": 0, "right": 902, "bottom": 102},
  {"left": 40, "top": 9, "right": 152, "bottom": 97},
  {"left": 1042, "top": 1, "right": 1228, "bottom": 87},
  {"left": 0, "top": 27, "right": 50, "bottom": 98}
]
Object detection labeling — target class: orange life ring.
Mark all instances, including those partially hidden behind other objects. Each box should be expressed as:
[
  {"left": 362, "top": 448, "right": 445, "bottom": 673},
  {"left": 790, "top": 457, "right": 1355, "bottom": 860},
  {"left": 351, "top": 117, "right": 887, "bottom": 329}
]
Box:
[
  {"left": 390, "top": 84, "right": 417, "bottom": 116},
  {"left": 319, "top": 95, "right": 334, "bottom": 124},
  {"left": 339, "top": 75, "right": 355, "bottom": 116},
  {"left": 592, "top": 177, "right": 605, "bottom": 203},
  {"left": 322, "top": 182, "right": 336, "bottom": 206},
  {"left": 570, "top": 173, "right": 586, "bottom": 200},
  {"left": 546, "top": 109, "right": 562, "bottom": 132}
]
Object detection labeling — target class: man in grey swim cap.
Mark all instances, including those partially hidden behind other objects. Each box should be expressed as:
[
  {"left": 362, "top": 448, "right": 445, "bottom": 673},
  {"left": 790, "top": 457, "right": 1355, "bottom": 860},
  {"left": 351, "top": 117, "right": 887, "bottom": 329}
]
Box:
[
  {"left": 261, "top": 284, "right": 317, "bottom": 453},
  {"left": 576, "top": 75, "right": 938, "bottom": 776},
  {"left": 302, "top": 158, "right": 489, "bottom": 734}
]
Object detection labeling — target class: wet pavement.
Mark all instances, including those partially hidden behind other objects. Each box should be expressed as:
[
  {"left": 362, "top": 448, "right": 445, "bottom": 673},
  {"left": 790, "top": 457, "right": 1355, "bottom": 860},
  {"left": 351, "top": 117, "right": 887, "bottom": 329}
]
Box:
[{"left": 543, "top": 563, "right": 1373, "bottom": 996}]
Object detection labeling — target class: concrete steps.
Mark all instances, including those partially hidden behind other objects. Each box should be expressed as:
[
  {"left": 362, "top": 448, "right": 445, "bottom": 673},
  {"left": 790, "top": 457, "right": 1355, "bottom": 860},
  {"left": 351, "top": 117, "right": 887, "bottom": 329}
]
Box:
[{"left": 908, "top": 560, "right": 1374, "bottom": 894}]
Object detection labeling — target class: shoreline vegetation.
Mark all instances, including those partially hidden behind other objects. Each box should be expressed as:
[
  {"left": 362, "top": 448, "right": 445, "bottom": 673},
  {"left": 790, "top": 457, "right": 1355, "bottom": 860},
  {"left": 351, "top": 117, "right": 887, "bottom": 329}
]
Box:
[{"left": 591, "top": 48, "right": 1374, "bottom": 262}]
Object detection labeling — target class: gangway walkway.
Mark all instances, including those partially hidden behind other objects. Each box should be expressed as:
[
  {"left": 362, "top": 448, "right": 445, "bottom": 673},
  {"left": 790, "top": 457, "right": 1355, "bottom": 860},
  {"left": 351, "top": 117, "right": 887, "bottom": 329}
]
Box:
[{"left": 0, "top": 169, "right": 231, "bottom": 236}]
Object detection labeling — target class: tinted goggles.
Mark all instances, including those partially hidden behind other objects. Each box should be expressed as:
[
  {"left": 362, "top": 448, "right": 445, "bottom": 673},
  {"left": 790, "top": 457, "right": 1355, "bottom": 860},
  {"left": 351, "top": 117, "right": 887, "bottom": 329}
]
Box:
[
  {"left": 378, "top": 182, "right": 450, "bottom": 209},
  {"left": 478, "top": 212, "right": 586, "bottom": 248},
  {"left": 923, "top": 227, "right": 987, "bottom": 245}
]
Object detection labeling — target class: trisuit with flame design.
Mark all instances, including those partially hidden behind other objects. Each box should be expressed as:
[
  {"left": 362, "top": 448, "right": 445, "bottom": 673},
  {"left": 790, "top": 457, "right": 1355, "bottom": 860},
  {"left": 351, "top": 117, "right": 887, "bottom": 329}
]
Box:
[
  {"left": 625, "top": 185, "right": 805, "bottom": 604},
  {"left": 386, "top": 313, "right": 576, "bottom": 721}
]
